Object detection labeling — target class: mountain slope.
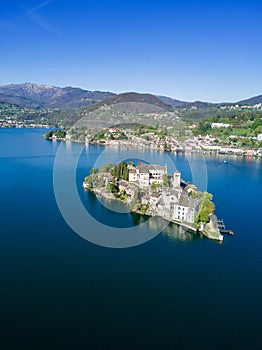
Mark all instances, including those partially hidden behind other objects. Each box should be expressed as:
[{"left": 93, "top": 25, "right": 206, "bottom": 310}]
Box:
[
  {"left": 0, "top": 83, "right": 115, "bottom": 110},
  {"left": 85, "top": 92, "right": 174, "bottom": 113},
  {"left": 1, "top": 83, "right": 261, "bottom": 111},
  {"left": 157, "top": 95, "right": 188, "bottom": 107},
  {"left": 75, "top": 92, "right": 175, "bottom": 129},
  {"left": 237, "top": 94, "right": 262, "bottom": 105}
]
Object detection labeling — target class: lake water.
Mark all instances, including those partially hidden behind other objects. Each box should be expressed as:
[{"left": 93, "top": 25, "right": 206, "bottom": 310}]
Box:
[{"left": 0, "top": 128, "right": 262, "bottom": 349}]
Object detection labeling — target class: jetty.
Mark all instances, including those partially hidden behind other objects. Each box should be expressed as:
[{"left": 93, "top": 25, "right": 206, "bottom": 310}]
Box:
[
  {"left": 218, "top": 219, "right": 234, "bottom": 236},
  {"left": 219, "top": 229, "right": 234, "bottom": 236}
]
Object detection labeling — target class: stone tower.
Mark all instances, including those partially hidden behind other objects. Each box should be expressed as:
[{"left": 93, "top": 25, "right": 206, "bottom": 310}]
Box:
[{"left": 173, "top": 170, "right": 181, "bottom": 188}]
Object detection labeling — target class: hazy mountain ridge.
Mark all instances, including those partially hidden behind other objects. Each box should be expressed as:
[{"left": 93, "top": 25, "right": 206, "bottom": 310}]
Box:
[
  {"left": 154, "top": 95, "right": 188, "bottom": 107},
  {"left": 0, "top": 83, "right": 115, "bottom": 110},
  {"left": 0, "top": 83, "right": 261, "bottom": 113},
  {"left": 237, "top": 94, "right": 262, "bottom": 106},
  {"left": 0, "top": 83, "right": 214, "bottom": 110}
]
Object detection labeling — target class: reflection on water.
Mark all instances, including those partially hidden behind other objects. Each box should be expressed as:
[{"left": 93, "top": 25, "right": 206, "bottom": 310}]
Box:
[
  {"left": 162, "top": 222, "right": 200, "bottom": 243},
  {"left": 92, "top": 194, "right": 200, "bottom": 243},
  {"left": 131, "top": 213, "right": 199, "bottom": 243},
  {"left": 99, "top": 195, "right": 131, "bottom": 214}
]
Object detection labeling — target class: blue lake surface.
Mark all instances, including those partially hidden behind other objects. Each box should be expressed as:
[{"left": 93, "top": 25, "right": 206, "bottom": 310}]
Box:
[{"left": 0, "top": 128, "right": 262, "bottom": 349}]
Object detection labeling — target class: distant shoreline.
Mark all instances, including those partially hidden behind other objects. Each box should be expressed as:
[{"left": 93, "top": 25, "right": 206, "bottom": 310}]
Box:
[
  {"left": 45, "top": 134, "right": 262, "bottom": 160},
  {"left": 1, "top": 127, "right": 260, "bottom": 161}
]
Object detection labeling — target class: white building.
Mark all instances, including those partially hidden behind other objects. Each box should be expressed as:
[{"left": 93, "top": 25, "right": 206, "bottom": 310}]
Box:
[
  {"left": 173, "top": 194, "right": 199, "bottom": 224},
  {"left": 211, "top": 122, "right": 232, "bottom": 129},
  {"left": 128, "top": 163, "right": 167, "bottom": 187},
  {"left": 128, "top": 163, "right": 199, "bottom": 223}
]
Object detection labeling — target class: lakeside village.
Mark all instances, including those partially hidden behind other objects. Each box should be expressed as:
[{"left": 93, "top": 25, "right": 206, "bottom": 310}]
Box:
[
  {"left": 0, "top": 118, "right": 50, "bottom": 128},
  {"left": 83, "top": 161, "right": 229, "bottom": 242},
  {"left": 46, "top": 122, "right": 262, "bottom": 159}
]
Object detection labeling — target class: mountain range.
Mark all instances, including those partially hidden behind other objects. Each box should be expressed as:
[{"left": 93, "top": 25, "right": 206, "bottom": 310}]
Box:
[
  {"left": 0, "top": 83, "right": 115, "bottom": 110},
  {"left": 0, "top": 83, "right": 261, "bottom": 111}
]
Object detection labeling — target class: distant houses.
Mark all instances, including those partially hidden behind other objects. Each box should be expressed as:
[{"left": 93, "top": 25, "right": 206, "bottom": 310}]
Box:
[{"left": 211, "top": 122, "right": 232, "bottom": 129}]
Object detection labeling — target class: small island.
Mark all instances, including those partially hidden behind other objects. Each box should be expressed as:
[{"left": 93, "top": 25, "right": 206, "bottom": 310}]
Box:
[{"left": 83, "top": 161, "right": 225, "bottom": 241}]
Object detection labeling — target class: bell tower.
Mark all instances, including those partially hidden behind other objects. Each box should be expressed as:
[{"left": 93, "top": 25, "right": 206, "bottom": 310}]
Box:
[{"left": 173, "top": 170, "right": 181, "bottom": 188}]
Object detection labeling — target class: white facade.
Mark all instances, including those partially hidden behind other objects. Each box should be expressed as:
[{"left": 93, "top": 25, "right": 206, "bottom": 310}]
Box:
[
  {"left": 139, "top": 172, "right": 150, "bottom": 187},
  {"left": 211, "top": 122, "right": 232, "bottom": 129},
  {"left": 174, "top": 204, "right": 189, "bottom": 222},
  {"left": 128, "top": 169, "right": 139, "bottom": 182},
  {"left": 128, "top": 163, "right": 167, "bottom": 187},
  {"left": 173, "top": 204, "right": 195, "bottom": 223}
]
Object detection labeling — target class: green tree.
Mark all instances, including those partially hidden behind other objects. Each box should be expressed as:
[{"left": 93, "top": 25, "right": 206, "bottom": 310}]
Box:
[
  {"left": 111, "top": 162, "right": 129, "bottom": 180},
  {"left": 54, "top": 130, "right": 66, "bottom": 138},
  {"left": 199, "top": 122, "right": 211, "bottom": 134},
  {"left": 162, "top": 174, "right": 170, "bottom": 187},
  {"left": 197, "top": 192, "right": 215, "bottom": 224},
  {"left": 151, "top": 182, "right": 161, "bottom": 191},
  {"left": 44, "top": 130, "right": 53, "bottom": 139},
  {"left": 89, "top": 168, "right": 98, "bottom": 175},
  {"left": 109, "top": 183, "right": 119, "bottom": 194},
  {"left": 107, "top": 161, "right": 114, "bottom": 171},
  {"left": 123, "top": 166, "right": 129, "bottom": 181},
  {"left": 99, "top": 164, "right": 107, "bottom": 173}
]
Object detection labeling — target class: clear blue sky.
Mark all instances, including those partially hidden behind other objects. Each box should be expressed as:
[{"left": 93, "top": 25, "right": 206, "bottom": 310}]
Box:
[{"left": 1, "top": 0, "right": 262, "bottom": 102}]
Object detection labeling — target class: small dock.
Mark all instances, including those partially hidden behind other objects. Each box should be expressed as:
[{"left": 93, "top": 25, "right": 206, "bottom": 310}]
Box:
[
  {"left": 217, "top": 219, "right": 225, "bottom": 230},
  {"left": 217, "top": 219, "right": 234, "bottom": 236},
  {"left": 219, "top": 229, "right": 234, "bottom": 236}
]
